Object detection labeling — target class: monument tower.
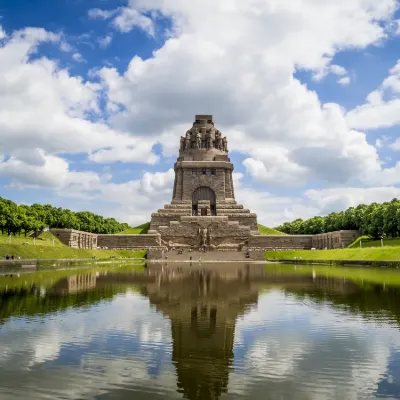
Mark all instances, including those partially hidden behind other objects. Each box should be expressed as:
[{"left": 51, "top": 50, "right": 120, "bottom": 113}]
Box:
[{"left": 149, "top": 115, "right": 259, "bottom": 250}]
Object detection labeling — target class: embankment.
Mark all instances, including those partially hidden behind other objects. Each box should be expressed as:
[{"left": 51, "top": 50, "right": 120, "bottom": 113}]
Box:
[
  {"left": 265, "top": 247, "right": 400, "bottom": 267},
  {"left": 0, "top": 243, "right": 146, "bottom": 261}
]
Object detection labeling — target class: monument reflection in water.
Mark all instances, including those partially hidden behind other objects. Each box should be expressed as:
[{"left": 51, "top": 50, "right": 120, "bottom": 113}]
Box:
[
  {"left": 145, "top": 265, "right": 260, "bottom": 399},
  {"left": 1, "top": 263, "right": 400, "bottom": 399},
  {"left": 47, "top": 264, "right": 366, "bottom": 398}
]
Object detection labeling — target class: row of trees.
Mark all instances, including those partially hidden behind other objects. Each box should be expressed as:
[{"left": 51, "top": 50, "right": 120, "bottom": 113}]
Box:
[
  {"left": 0, "top": 197, "right": 130, "bottom": 236},
  {"left": 275, "top": 198, "right": 400, "bottom": 239}
]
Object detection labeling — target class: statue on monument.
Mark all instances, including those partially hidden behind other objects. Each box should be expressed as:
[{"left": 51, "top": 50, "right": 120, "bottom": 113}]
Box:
[
  {"left": 222, "top": 137, "right": 228, "bottom": 152},
  {"left": 196, "top": 130, "right": 202, "bottom": 149},
  {"left": 198, "top": 228, "right": 208, "bottom": 247},
  {"left": 206, "top": 130, "right": 213, "bottom": 149},
  {"left": 180, "top": 137, "right": 185, "bottom": 152},
  {"left": 215, "top": 130, "right": 223, "bottom": 150},
  {"left": 185, "top": 130, "right": 191, "bottom": 149}
]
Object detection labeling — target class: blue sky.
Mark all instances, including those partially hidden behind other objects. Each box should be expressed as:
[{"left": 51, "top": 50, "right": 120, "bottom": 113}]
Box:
[{"left": 0, "top": 0, "right": 400, "bottom": 226}]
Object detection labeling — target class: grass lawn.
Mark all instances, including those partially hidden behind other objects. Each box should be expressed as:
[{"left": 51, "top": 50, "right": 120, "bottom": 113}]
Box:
[
  {"left": 118, "top": 223, "right": 150, "bottom": 234},
  {"left": 0, "top": 232, "right": 146, "bottom": 260},
  {"left": 258, "top": 224, "right": 285, "bottom": 235},
  {"left": 0, "top": 231, "right": 64, "bottom": 246},
  {"left": 349, "top": 236, "right": 400, "bottom": 248},
  {"left": 265, "top": 246, "right": 400, "bottom": 261}
]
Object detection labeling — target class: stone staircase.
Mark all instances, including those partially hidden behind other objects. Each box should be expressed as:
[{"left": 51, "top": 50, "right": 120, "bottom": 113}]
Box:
[{"left": 160, "top": 249, "right": 249, "bottom": 261}]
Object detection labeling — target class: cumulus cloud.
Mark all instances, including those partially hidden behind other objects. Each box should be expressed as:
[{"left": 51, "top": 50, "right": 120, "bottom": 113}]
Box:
[
  {"left": 304, "top": 186, "right": 400, "bottom": 215},
  {"left": 1, "top": 1, "right": 400, "bottom": 225},
  {"left": 0, "top": 25, "right": 7, "bottom": 40},
  {"left": 72, "top": 52, "right": 85, "bottom": 63},
  {"left": 338, "top": 76, "right": 351, "bottom": 86},
  {"left": 112, "top": 8, "right": 155, "bottom": 35},
  {"left": 346, "top": 59, "right": 400, "bottom": 130},
  {"left": 0, "top": 25, "right": 159, "bottom": 185},
  {"left": 93, "top": 0, "right": 399, "bottom": 188},
  {"left": 88, "top": 8, "right": 117, "bottom": 20},
  {"left": 98, "top": 35, "right": 112, "bottom": 49}
]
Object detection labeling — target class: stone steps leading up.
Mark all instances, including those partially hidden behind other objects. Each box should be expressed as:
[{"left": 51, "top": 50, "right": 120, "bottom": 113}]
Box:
[{"left": 160, "top": 249, "right": 249, "bottom": 261}]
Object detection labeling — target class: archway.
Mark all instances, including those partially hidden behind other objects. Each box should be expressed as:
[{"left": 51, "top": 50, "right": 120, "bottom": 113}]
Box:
[{"left": 192, "top": 187, "right": 216, "bottom": 216}]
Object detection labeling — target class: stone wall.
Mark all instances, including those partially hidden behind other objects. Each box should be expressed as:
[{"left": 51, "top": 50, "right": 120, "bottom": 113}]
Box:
[
  {"left": 312, "top": 230, "right": 360, "bottom": 249},
  {"left": 248, "top": 234, "right": 314, "bottom": 250},
  {"left": 248, "top": 230, "right": 360, "bottom": 251},
  {"left": 50, "top": 229, "right": 98, "bottom": 249},
  {"left": 97, "top": 233, "right": 161, "bottom": 250},
  {"left": 174, "top": 161, "right": 234, "bottom": 202},
  {"left": 157, "top": 216, "right": 251, "bottom": 249}
]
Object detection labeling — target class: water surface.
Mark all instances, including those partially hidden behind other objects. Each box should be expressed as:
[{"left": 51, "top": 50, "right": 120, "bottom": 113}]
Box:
[{"left": 0, "top": 263, "right": 400, "bottom": 399}]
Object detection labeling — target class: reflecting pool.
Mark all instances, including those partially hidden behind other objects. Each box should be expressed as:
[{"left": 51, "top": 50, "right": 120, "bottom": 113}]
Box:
[{"left": 0, "top": 263, "right": 400, "bottom": 399}]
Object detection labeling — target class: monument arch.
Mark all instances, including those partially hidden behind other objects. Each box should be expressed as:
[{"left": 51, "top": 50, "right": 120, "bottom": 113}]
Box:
[{"left": 192, "top": 186, "right": 216, "bottom": 216}]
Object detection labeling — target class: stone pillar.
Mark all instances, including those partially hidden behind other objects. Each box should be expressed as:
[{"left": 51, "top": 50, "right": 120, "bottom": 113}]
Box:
[
  {"left": 172, "top": 174, "right": 177, "bottom": 200},
  {"left": 175, "top": 169, "right": 183, "bottom": 200},
  {"left": 230, "top": 170, "right": 235, "bottom": 199},
  {"left": 225, "top": 170, "right": 232, "bottom": 198}
]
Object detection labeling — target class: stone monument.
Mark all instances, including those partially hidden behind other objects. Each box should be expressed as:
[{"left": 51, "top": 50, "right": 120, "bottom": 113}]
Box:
[{"left": 149, "top": 114, "right": 259, "bottom": 251}]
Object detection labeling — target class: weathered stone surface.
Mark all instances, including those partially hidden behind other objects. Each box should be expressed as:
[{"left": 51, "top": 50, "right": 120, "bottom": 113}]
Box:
[
  {"left": 149, "top": 114, "right": 260, "bottom": 247},
  {"left": 312, "top": 230, "right": 359, "bottom": 249},
  {"left": 97, "top": 233, "right": 161, "bottom": 250},
  {"left": 249, "top": 234, "right": 314, "bottom": 250},
  {"left": 52, "top": 115, "right": 360, "bottom": 257},
  {"left": 51, "top": 229, "right": 97, "bottom": 249}
]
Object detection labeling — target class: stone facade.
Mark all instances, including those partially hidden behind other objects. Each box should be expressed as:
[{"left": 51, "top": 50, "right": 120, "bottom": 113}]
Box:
[
  {"left": 97, "top": 233, "right": 161, "bottom": 250},
  {"left": 50, "top": 115, "right": 360, "bottom": 257},
  {"left": 248, "top": 230, "right": 360, "bottom": 252},
  {"left": 312, "top": 230, "right": 359, "bottom": 249},
  {"left": 248, "top": 234, "right": 314, "bottom": 250},
  {"left": 150, "top": 114, "right": 259, "bottom": 249},
  {"left": 50, "top": 229, "right": 98, "bottom": 249}
]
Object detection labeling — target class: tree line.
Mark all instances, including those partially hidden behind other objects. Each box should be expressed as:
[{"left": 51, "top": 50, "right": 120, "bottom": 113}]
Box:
[
  {"left": 0, "top": 197, "right": 130, "bottom": 236},
  {"left": 274, "top": 198, "right": 400, "bottom": 239}
]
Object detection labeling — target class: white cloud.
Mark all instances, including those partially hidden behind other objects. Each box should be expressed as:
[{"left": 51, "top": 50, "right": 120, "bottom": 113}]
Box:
[
  {"left": 1, "top": 1, "right": 400, "bottom": 224},
  {"left": 330, "top": 64, "right": 348, "bottom": 76},
  {"left": 98, "top": 35, "right": 113, "bottom": 49},
  {"left": 0, "top": 151, "right": 104, "bottom": 191},
  {"left": 338, "top": 76, "right": 351, "bottom": 86},
  {"left": 0, "top": 26, "right": 159, "bottom": 171},
  {"left": 112, "top": 7, "right": 155, "bottom": 35},
  {"left": 88, "top": 8, "right": 117, "bottom": 20},
  {"left": 304, "top": 186, "right": 400, "bottom": 214},
  {"left": 346, "top": 59, "right": 400, "bottom": 129},
  {"left": 0, "top": 25, "right": 7, "bottom": 40},
  {"left": 95, "top": 0, "right": 399, "bottom": 188},
  {"left": 72, "top": 52, "right": 85, "bottom": 63},
  {"left": 314, "top": 64, "right": 349, "bottom": 81}
]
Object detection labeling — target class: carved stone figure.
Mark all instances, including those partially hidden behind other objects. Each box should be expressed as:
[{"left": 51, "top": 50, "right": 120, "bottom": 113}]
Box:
[
  {"left": 201, "top": 228, "right": 208, "bottom": 246},
  {"left": 206, "top": 131, "right": 213, "bottom": 149},
  {"left": 222, "top": 137, "right": 228, "bottom": 152},
  {"left": 180, "top": 137, "right": 185, "bottom": 151},
  {"left": 185, "top": 130, "right": 192, "bottom": 149},
  {"left": 196, "top": 131, "right": 202, "bottom": 149},
  {"left": 215, "top": 130, "right": 223, "bottom": 150}
]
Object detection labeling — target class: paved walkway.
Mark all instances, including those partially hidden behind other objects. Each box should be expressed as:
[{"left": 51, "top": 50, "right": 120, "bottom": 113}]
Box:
[{"left": 156, "top": 250, "right": 250, "bottom": 262}]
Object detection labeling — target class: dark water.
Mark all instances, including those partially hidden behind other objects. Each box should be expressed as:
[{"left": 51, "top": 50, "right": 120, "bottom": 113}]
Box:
[{"left": 1, "top": 263, "right": 400, "bottom": 399}]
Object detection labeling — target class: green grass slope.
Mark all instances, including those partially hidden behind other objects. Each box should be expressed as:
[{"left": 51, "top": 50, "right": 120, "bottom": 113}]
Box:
[
  {"left": 265, "top": 246, "right": 400, "bottom": 261},
  {"left": 0, "top": 232, "right": 145, "bottom": 260},
  {"left": 118, "top": 223, "right": 150, "bottom": 234},
  {"left": 348, "top": 236, "right": 400, "bottom": 248},
  {"left": 258, "top": 224, "right": 286, "bottom": 235},
  {"left": 0, "top": 231, "right": 64, "bottom": 246}
]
